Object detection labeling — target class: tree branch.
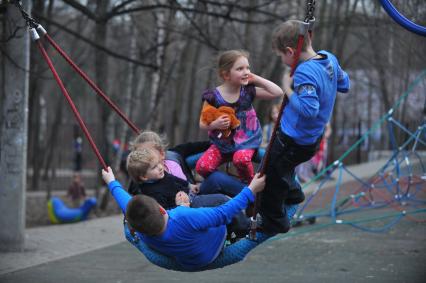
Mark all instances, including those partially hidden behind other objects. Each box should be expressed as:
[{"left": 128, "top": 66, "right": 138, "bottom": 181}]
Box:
[
  {"left": 109, "top": 0, "right": 139, "bottom": 15},
  {"left": 173, "top": 0, "right": 218, "bottom": 51},
  {"left": 106, "top": 3, "right": 279, "bottom": 24},
  {"left": 198, "top": 0, "right": 285, "bottom": 20},
  {"left": 34, "top": 13, "right": 158, "bottom": 70},
  {"left": 0, "top": 45, "right": 53, "bottom": 79},
  {"left": 61, "top": 0, "right": 98, "bottom": 21}
]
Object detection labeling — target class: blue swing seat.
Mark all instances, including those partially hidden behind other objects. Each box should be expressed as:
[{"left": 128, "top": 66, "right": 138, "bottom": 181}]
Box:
[
  {"left": 47, "top": 197, "right": 97, "bottom": 224},
  {"left": 124, "top": 204, "right": 298, "bottom": 272}
]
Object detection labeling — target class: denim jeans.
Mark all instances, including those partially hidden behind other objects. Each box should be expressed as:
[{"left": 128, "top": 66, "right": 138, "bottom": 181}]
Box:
[
  {"left": 199, "top": 171, "right": 246, "bottom": 197},
  {"left": 259, "top": 130, "right": 320, "bottom": 234}
]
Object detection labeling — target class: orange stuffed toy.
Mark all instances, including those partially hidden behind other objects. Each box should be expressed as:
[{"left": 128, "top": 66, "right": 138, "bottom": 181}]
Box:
[{"left": 200, "top": 103, "right": 240, "bottom": 138}]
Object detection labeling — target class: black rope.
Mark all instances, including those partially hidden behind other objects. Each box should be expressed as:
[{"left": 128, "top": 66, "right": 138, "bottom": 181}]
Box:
[
  {"left": 10, "top": 0, "right": 38, "bottom": 28},
  {"left": 304, "top": 0, "right": 315, "bottom": 23}
]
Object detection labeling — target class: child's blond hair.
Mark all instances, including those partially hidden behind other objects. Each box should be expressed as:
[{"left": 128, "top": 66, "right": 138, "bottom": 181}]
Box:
[
  {"left": 126, "top": 148, "right": 160, "bottom": 182},
  {"left": 217, "top": 50, "right": 249, "bottom": 80},
  {"left": 272, "top": 20, "right": 310, "bottom": 53},
  {"left": 130, "top": 131, "right": 168, "bottom": 152}
]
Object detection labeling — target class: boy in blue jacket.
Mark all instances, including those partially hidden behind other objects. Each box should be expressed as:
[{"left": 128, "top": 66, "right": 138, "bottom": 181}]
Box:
[
  {"left": 259, "top": 20, "right": 350, "bottom": 234},
  {"left": 102, "top": 167, "right": 265, "bottom": 271}
]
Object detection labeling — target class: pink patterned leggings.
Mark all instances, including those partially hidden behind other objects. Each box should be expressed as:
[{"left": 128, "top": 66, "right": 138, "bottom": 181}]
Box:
[{"left": 195, "top": 144, "right": 255, "bottom": 183}]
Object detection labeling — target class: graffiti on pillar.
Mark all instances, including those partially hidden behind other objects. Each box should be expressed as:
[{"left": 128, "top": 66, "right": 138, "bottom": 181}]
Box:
[
  {"left": 1, "top": 90, "right": 24, "bottom": 174},
  {"left": 5, "top": 108, "right": 22, "bottom": 129},
  {"left": 4, "top": 90, "right": 23, "bottom": 128}
]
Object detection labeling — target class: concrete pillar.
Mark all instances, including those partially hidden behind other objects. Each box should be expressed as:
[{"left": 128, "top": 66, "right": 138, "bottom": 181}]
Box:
[{"left": 0, "top": 0, "right": 31, "bottom": 251}]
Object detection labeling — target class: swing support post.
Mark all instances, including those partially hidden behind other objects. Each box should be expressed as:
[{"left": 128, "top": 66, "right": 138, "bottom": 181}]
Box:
[{"left": 0, "top": 0, "right": 31, "bottom": 252}]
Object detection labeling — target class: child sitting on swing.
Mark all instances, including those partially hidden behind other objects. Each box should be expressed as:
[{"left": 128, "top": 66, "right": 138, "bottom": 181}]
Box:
[{"left": 196, "top": 50, "right": 283, "bottom": 184}]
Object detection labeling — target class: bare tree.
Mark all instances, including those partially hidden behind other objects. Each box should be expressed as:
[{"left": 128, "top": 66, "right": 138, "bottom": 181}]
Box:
[{"left": 5, "top": 0, "right": 423, "bottom": 197}]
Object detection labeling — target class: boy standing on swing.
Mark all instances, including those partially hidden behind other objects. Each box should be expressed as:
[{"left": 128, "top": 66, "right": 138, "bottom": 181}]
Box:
[{"left": 259, "top": 20, "right": 350, "bottom": 234}]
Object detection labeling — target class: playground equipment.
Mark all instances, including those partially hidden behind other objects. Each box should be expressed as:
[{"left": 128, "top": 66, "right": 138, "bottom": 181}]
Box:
[
  {"left": 47, "top": 197, "right": 97, "bottom": 224},
  {"left": 379, "top": 0, "right": 426, "bottom": 36}
]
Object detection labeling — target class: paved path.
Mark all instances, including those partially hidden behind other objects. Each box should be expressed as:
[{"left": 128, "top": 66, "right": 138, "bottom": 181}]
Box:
[{"left": 0, "top": 215, "right": 124, "bottom": 275}]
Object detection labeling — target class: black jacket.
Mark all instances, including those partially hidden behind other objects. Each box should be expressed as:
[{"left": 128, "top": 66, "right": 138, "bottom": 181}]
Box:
[{"left": 128, "top": 172, "right": 189, "bottom": 210}]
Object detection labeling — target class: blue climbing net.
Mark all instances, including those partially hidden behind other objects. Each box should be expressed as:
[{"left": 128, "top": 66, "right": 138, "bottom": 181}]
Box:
[{"left": 289, "top": 70, "right": 426, "bottom": 235}]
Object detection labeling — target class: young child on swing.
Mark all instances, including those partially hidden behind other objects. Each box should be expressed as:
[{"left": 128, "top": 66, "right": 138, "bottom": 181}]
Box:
[
  {"left": 127, "top": 147, "right": 225, "bottom": 210},
  {"left": 259, "top": 20, "right": 350, "bottom": 234},
  {"left": 196, "top": 50, "right": 283, "bottom": 183},
  {"left": 101, "top": 166, "right": 265, "bottom": 271}
]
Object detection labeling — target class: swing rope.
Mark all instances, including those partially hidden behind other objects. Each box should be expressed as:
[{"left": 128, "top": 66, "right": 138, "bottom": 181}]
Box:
[
  {"left": 11, "top": 1, "right": 141, "bottom": 135},
  {"left": 10, "top": 0, "right": 143, "bottom": 171},
  {"left": 10, "top": 0, "right": 38, "bottom": 28},
  {"left": 41, "top": 29, "right": 141, "bottom": 134},
  {"left": 35, "top": 38, "right": 108, "bottom": 170},
  {"left": 11, "top": 0, "right": 140, "bottom": 170},
  {"left": 249, "top": 0, "right": 316, "bottom": 239}
]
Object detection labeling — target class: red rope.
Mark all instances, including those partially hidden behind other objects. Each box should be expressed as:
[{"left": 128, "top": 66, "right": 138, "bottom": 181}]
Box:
[
  {"left": 290, "top": 34, "right": 305, "bottom": 77},
  {"left": 43, "top": 34, "right": 141, "bottom": 134},
  {"left": 257, "top": 33, "right": 306, "bottom": 178},
  {"left": 248, "top": 95, "right": 287, "bottom": 239},
  {"left": 36, "top": 40, "right": 108, "bottom": 170}
]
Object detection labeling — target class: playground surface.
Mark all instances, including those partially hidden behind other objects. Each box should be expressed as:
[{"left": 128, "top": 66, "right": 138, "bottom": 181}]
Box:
[
  {"left": 0, "top": 210, "right": 424, "bottom": 283},
  {"left": 0, "top": 159, "right": 425, "bottom": 283}
]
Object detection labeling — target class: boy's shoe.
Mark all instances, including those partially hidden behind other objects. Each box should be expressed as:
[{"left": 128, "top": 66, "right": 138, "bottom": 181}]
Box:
[
  {"left": 285, "top": 188, "right": 305, "bottom": 205},
  {"left": 230, "top": 233, "right": 245, "bottom": 244},
  {"left": 254, "top": 214, "right": 266, "bottom": 234},
  {"left": 255, "top": 213, "right": 280, "bottom": 236}
]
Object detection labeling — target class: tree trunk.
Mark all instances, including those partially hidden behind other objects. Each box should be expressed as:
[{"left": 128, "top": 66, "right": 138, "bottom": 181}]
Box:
[
  {"left": 94, "top": 0, "right": 110, "bottom": 198},
  {"left": 41, "top": 97, "right": 64, "bottom": 194},
  {"left": 146, "top": 4, "right": 167, "bottom": 130},
  {"left": 28, "top": 0, "right": 48, "bottom": 191}
]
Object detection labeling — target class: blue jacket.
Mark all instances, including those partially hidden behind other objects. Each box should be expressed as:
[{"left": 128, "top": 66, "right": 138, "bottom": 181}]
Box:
[
  {"left": 281, "top": 50, "right": 350, "bottom": 145},
  {"left": 107, "top": 180, "right": 254, "bottom": 270}
]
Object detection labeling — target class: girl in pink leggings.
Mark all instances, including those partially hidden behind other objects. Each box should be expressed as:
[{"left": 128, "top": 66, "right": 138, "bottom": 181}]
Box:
[{"left": 196, "top": 50, "right": 283, "bottom": 183}]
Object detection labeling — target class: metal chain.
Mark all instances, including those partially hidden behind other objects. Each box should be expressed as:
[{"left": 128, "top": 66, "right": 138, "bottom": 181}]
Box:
[
  {"left": 305, "top": 0, "right": 316, "bottom": 23},
  {"left": 10, "top": 0, "right": 38, "bottom": 28}
]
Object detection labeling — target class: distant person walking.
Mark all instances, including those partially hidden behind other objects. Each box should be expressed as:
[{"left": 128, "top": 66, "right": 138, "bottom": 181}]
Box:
[
  {"left": 73, "top": 125, "right": 83, "bottom": 172},
  {"left": 67, "top": 172, "right": 86, "bottom": 207}
]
